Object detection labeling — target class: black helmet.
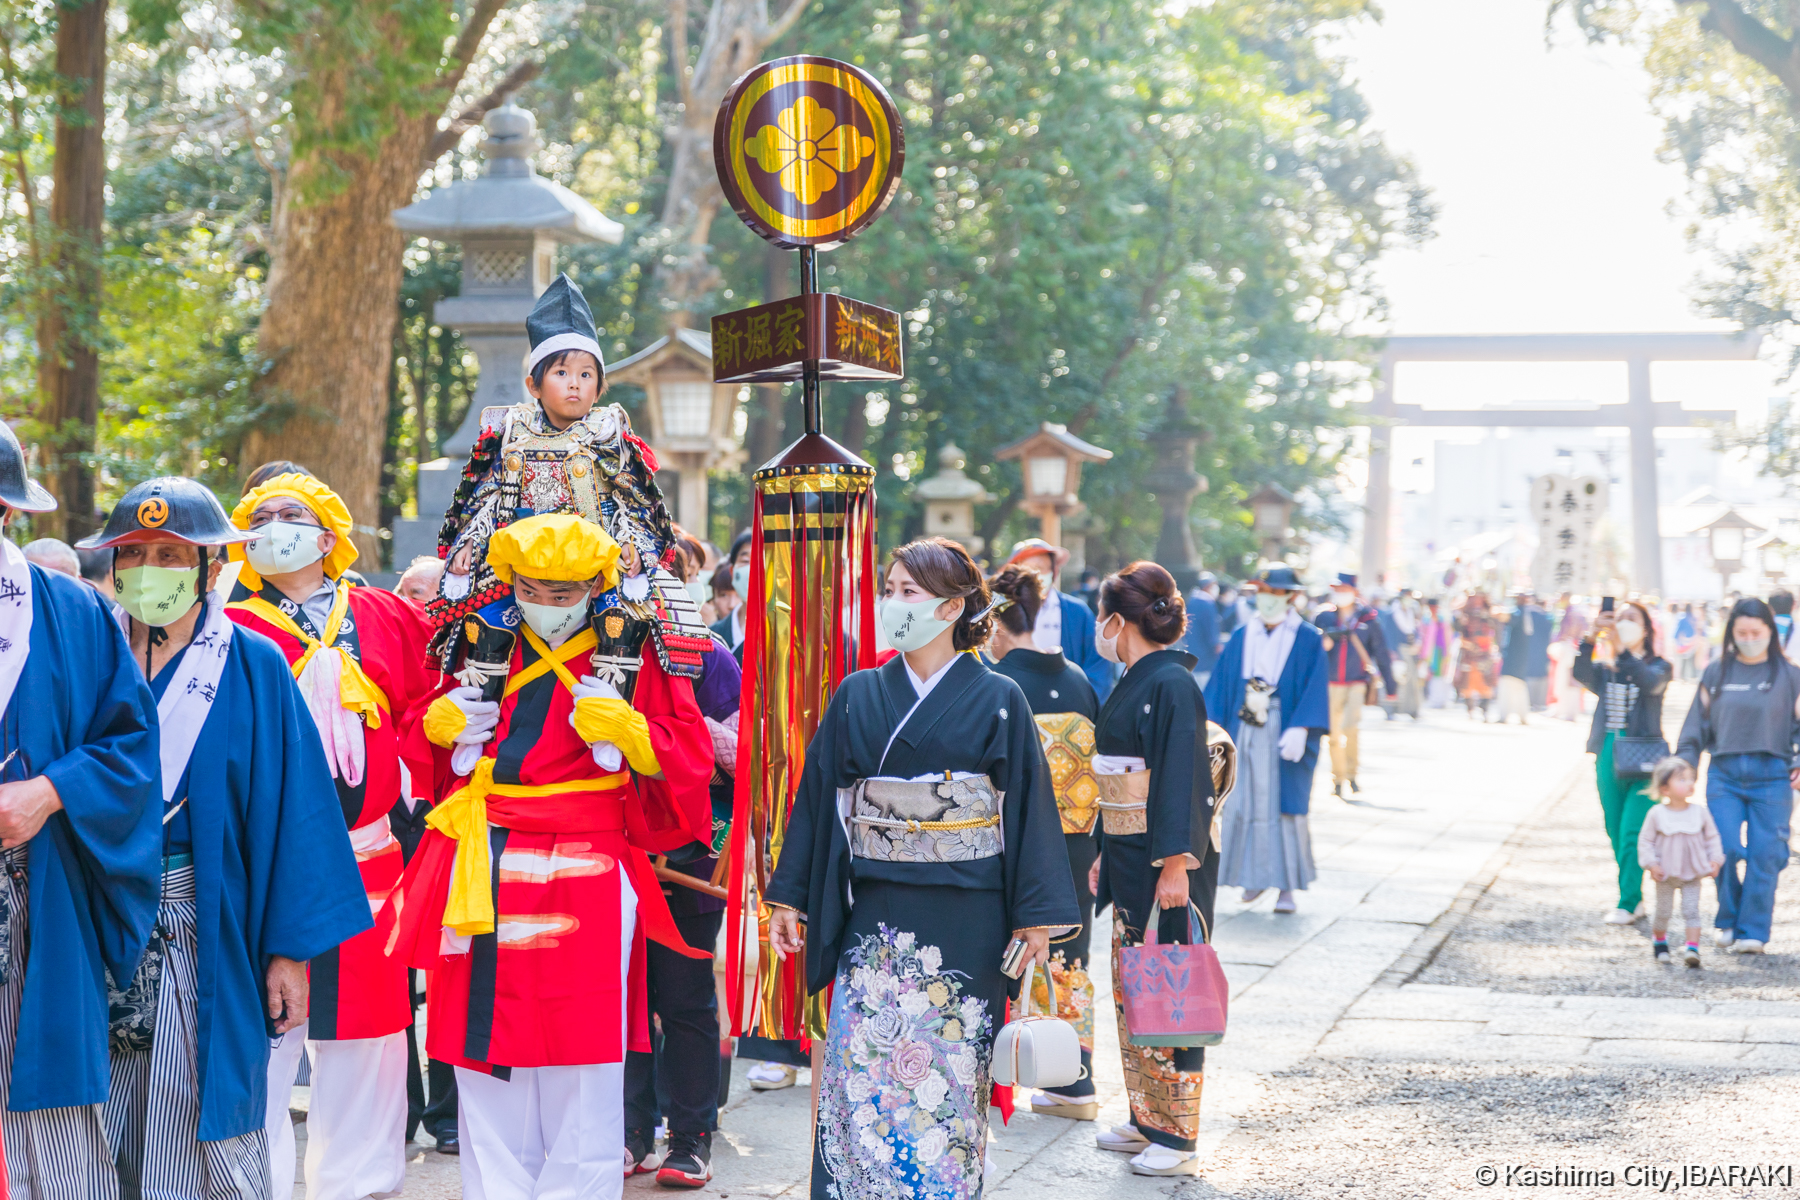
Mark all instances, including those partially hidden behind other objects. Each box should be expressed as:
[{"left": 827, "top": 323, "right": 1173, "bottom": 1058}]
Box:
[
  {"left": 0, "top": 422, "right": 56, "bottom": 514},
  {"left": 76, "top": 477, "right": 261, "bottom": 550}
]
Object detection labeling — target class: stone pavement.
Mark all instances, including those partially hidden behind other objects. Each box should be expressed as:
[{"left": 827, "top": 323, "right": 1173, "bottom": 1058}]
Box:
[{"left": 290, "top": 690, "right": 1800, "bottom": 1197}]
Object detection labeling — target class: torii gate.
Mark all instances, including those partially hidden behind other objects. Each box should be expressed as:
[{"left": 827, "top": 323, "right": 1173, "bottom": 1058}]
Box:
[{"left": 1361, "top": 332, "right": 1761, "bottom": 594}]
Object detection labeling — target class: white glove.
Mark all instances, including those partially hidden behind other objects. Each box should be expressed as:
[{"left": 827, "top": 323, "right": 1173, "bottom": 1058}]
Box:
[
  {"left": 446, "top": 685, "right": 500, "bottom": 744},
  {"left": 571, "top": 675, "right": 624, "bottom": 771},
  {"left": 1278, "top": 726, "right": 1308, "bottom": 763}
]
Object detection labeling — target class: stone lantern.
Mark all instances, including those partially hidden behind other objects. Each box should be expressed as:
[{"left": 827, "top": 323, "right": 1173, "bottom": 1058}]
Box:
[
  {"left": 608, "top": 330, "right": 745, "bottom": 532},
  {"left": 385, "top": 100, "right": 623, "bottom": 571},
  {"left": 1248, "top": 482, "right": 1296, "bottom": 564},
  {"left": 1144, "top": 388, "right": 1208, "bottom": 594},
  {"left": 994, "top": 423, "right": 1111, "bottom": 548},
  {"left": 911, "top": 443, "right": 992, "bottom": 554}
]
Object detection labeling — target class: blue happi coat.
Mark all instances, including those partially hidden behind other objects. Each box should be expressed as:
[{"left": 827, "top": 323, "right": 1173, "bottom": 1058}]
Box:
[
  {"left": 6, "top": 565, "right": 161, "bottom": 1115},
  {"left": 1203, "top": 620, "right": 1331, "bottom": 815},
  {"left": 177, "top": 622, "right": 370, "bottom": 1140}
]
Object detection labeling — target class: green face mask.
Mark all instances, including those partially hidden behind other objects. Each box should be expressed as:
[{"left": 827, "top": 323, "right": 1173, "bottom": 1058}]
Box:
[{"left": 115, "top": 565, "right": 200, "bottom": 628}]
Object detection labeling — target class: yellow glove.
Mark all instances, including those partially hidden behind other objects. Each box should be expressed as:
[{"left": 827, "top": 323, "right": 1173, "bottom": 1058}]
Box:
[{"left": 572, "top": 695, "right": 661, "bottom": 775}]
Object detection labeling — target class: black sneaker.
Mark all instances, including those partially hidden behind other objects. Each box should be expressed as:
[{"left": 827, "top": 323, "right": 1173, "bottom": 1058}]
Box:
[
  {"left": 657, "top": 1131, "right": 713, "bottom": 1188},
  {"left": 1349, "top": 778, "right": 1361, "bottom": 794},
  {"left": 1652, "top": 943, "right": 1670, "bottom": 964},
  {"left": 625, "top": 1127, "right": 661, "bottom": 1176}
]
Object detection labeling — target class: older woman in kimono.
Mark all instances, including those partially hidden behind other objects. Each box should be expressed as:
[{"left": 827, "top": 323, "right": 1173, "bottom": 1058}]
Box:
[
  {"left": 766, "top": 537, "right": 1078, "bottom": 1200},
  {"left": 1205, "top": 565, "right": 1330, "bottom": 915}
]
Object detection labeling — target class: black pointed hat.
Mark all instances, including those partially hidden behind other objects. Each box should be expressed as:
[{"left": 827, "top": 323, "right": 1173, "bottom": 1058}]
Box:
[
  {"left": 0, "top": 422, "right": 56, "bottom": 513},
  {"left": 525, "top": 273, "right": 604, "bottom": 378}
]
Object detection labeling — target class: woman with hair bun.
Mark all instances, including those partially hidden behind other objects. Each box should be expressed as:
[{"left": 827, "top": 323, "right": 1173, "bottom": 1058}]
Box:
[
  {"left": 985, "top": 563, "right": 1104, "bottom": 1122},
  {"left": 764, "top": 537, "right": 1078, "bottom": 1198},
  {"left": 1088, "top": 561, "right": 1216, "bottom": 1177}
]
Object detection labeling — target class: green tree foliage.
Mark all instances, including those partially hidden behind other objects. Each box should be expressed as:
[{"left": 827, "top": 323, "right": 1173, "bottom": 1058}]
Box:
[{"left": 523, "top": 0, "right": 1429, "bottom": 576}]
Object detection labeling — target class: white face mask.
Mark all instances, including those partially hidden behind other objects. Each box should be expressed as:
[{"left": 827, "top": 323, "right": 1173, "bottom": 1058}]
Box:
[
  {"left": 1255, "top": 592, "right": 1290, "bottom": 624},
  {"left": 1615, "top": 619, "right": 1645, "bottom": 650},
  {"left": 1095, "top": 612, "right": 1123, "bottom": 663},
  {"left": 1736, "top": 634, "right": 1771, "bottom": 660},
  {"left": 245, "top": 521, "right": 326, "bottom": 578},
  {"left": 881, "top": 595, "right": 958, "bottom": 653},
  {"left": 686, "top": 578, "right": 712, "bottom": 607},
  {"left": 731, "top": 562, "right": 751, "bottom": 598},
  {"left": 517, "top": 597, "right": 588, "bottom": 647}
]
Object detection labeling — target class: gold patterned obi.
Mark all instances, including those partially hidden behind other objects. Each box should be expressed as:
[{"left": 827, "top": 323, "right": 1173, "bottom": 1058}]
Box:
[
  {"left": 1035, "top": 712, "right": 1099, "bottom": 834},
  {"left": 1094, "top": 769, "right": 1150, "bottom": 836},
  {"left": 848, "top": 776, "right": 1003, "bottom": 863}
]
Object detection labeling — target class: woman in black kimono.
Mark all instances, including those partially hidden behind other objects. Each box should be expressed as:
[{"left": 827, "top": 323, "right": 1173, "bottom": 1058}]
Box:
[
  {"left": 767, "top": 538, "right": 1078, "bottom": 1200},
  {"left": 983, "top": 564, "right": 1103, "bottom": 1122},
  {"left": 1089, "top": 561, "right": 1216, "bottom": 1177}
]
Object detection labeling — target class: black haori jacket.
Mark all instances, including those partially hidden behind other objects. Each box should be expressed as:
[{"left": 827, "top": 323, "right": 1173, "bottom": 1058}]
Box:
[{"left": 765, "top": 652, "right": 1079, "bottom": 994}]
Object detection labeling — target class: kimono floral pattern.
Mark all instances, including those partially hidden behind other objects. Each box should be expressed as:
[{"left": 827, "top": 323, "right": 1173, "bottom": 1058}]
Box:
[{"left": 820, "top": 926, "right": 993, "bottom": 1200}]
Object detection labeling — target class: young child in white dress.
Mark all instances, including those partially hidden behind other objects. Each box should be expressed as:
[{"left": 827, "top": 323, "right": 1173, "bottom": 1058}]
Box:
[{"left": 1637, "top": 757, "right": 1725, "bottom": 967}]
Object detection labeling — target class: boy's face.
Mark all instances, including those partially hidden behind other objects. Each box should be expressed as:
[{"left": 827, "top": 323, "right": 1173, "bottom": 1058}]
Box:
[{"left": 529, "top": 351, "right": 603, "bottom": 427}]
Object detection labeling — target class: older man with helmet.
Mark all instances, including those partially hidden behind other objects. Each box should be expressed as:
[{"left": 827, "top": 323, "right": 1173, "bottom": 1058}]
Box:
[
  {"left": 74, "top": 477, "right": 369, "bottom": 1198},
  {"left": 0, "top": 427, "right": 161, "bottom": 1198}
]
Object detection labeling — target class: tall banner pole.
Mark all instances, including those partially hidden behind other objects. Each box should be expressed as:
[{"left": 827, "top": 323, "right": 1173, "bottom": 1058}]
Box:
[{"left": 712, "top": 56, "right": 906, "bottom": 1043}]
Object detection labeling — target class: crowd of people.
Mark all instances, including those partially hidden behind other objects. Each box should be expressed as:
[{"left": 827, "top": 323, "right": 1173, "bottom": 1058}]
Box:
[{"left": 0, "top": 270, "right": 1789, "bottom": 1200}]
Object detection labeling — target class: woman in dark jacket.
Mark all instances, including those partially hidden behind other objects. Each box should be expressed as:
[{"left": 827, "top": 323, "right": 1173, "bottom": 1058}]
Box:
[
  {"left": 1088, "top": 562, "right": 1214, "bottom": 1178},
  {"left": 1572, "top": 599, "right": 1672, "bottom": 926},
  {"left": 984, "top": 564, "right": 1103, "bottom": 1122},
  {"left": 1674, "top": 597, "right": 1800, "bottom": 954}
]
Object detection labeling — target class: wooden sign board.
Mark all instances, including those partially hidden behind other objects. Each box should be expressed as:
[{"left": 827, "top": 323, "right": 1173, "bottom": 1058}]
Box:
[
  {"left": 712, "top": 294, "right": 903, "bottom": 384},
  {"left": 713, "top": 55, "right": 905, "bottom": 250}
]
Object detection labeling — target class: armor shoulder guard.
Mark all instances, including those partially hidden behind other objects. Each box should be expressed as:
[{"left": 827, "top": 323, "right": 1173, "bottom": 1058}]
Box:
[
  {"left": 481, "top": 405, "right": 521, "bottom": 438},
  {"left": 643, "top": 566, "right": 712, "bottom": 680}
]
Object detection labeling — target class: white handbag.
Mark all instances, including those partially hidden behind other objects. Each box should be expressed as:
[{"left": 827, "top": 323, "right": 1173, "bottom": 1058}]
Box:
[{"left": 989, "top": 962, "right": 1083, "bottom": 1089}]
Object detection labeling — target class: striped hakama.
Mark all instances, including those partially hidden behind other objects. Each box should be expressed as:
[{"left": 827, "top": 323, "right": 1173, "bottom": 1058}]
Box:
[
  {"left": 101, "top": 866, "right": 269, "bottom": 1200},
  {"left": 0, "top": 846, "right": 115, "bottom": 1200}
]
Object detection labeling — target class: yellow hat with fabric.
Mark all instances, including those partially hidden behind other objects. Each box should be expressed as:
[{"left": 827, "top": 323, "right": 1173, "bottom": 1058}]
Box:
[
  {"left": 487, "top": 512, "right": 622, "bottom": 590},
  {"left": 228, "top": 472, "right": 360, "bottom": 589}
]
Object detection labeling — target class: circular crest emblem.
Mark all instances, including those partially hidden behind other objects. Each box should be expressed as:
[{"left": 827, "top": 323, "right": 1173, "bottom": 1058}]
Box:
[
  {"left": 136, "top": 497, "right": 170, "bottom": 529},
  {"left": 713, "top": 55, "right": 905, "bottom": 250}
]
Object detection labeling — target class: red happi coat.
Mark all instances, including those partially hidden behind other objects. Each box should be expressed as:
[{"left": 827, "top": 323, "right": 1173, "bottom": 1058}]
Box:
[
  {"left": 226, "top": 583, "right": 436, "bottom": 1040},
  {"left": 382, "top": 631, "right": 713, "bottom": 1073}
]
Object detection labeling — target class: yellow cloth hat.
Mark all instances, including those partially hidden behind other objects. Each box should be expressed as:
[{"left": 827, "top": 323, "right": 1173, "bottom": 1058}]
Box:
[
  {"left": 487, "top": 513, "right": 622, "bottom": 589},
  {"left": 228, "top": 473, "right": 360, "bottom": 589}
]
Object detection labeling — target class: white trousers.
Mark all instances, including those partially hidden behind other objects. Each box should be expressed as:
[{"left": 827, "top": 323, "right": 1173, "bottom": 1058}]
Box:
[
  {"left": 455, "top": 870, "right": 635, "bottom": 1200},
  {"left": 264, "top": 1024, "right": 408, "bottom": 1200}
]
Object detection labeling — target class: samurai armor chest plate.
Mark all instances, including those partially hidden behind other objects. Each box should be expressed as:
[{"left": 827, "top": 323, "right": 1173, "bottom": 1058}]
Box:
[
  {"left": 1034, "top": 712, "right": 1100, "bottom": 835},
  {"left": 847, "top": 776, "right": 1003, "bottom": 863}
]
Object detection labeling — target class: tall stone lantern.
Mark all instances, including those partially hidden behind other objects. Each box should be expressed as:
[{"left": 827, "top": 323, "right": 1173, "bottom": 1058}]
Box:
[
  {"left": 994, "top": 423, "right": 1111, "bottom": 549},
  {"left": 385, "top": 101, "right": 623, "bottom": 571},
  {"left": 1144, "top": 387, "right": 1207, "bottom": 594},
  {"left": 912, "top": 443, "right": 992, "bottom": 555},
  {"left": 608, "top": 329, "right": 745, "bottom": 534}
]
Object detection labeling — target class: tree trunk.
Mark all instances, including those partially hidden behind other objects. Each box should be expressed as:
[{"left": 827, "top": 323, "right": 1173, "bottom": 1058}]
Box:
[
  {"left": 35, "top": 0, "right": 108, "bottom": 542},
  {"left": 242, "top": 130, "right": 428, "bottom": 563},
  {"left": 656, "top": 0, "right": 808, "bottom": 321},
  {"left": 244, "top": 2, "right": 506, "bottom": 563}
]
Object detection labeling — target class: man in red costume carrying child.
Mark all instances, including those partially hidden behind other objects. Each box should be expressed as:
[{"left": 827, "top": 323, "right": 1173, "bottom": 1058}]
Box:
[{"left": 385, "top": 512, "right": 713, "bottom": 1200}]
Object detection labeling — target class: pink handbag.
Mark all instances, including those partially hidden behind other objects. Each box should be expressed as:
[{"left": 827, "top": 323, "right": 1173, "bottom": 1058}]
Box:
[{"left": 1117, "top": 901, "right": 1228, "bottom": 1047}]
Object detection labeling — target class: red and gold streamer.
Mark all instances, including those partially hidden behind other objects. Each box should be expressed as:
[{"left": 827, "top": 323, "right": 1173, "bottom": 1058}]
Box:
[{"left": 726, "top": 461, "right": 878, "bottom": 1042}]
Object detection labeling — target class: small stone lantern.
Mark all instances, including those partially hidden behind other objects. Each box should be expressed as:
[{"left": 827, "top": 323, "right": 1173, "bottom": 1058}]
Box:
[
  {"left": 386, "top": 101, "right": 623, "bottom": 571},
  {"left": 912, "top": 443, "right": 992, "bottom": 554},
  {"left": 1248, "top": 482, "right": 1297, "bottom": 564},
  {"left": 994, "top": 423, "right": 1111, "bottom": 548},
  {"left": 608, "top": 330, "right": 745, "bottom": 532}
]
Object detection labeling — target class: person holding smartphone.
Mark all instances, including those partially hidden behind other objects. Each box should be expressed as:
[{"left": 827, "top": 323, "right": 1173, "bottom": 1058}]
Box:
[{"left": 1574, "top": 599, "right": 1673, "bottom": 926}]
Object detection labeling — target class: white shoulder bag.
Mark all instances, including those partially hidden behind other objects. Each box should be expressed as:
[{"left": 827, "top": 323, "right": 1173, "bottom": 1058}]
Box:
[{"left": 989, "top": 961, "right": 1083, "bottom": 1089}]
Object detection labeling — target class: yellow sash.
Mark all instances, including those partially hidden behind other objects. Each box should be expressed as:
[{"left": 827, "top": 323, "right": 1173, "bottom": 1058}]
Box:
[
  {"left": 503, "top": 627, "right": 598, "bottom": 699},
  {"left": 228, "top": 581, "right": 389, "bottom": 727},
  {"left": 427, "top": 757, "right": 631, "bottom": 936}
]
